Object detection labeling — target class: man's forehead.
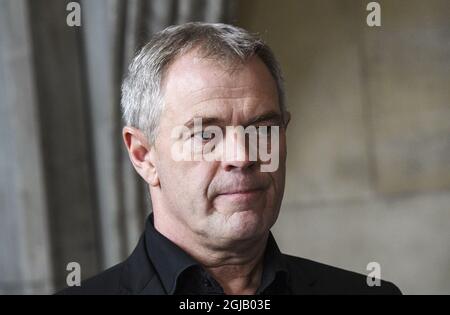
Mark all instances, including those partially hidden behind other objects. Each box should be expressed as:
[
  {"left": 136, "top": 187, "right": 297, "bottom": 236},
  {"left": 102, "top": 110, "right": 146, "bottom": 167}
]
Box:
[
  {"left": 174, "top": 86, "right": 276, "bottom": 109},
  {"left": 164, "top": 87, "right": 280, "bottom": 126},
  {"left": 163, "top": 50, "right": 277, "bottom": 97},
  {"left": 161, "top": 51, "right": 279, "bottom": 121}
]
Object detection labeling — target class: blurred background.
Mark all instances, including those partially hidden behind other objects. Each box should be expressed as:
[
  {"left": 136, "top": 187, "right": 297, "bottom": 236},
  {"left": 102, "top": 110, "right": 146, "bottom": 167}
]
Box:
[{"left": 0, "top": 0, "right": 449, "bottom": 294}]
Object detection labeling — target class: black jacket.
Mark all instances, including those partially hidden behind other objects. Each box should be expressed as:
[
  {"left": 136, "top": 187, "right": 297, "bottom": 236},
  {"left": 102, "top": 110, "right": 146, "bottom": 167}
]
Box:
[{"left": 58, "top": 215, "right": 401, "bottom": 295}]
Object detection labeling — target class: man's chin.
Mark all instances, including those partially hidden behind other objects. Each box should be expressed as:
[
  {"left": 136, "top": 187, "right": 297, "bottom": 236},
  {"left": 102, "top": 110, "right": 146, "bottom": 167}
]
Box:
[{"left": 221, "top": 210, "right": 267, "bottom": 241}]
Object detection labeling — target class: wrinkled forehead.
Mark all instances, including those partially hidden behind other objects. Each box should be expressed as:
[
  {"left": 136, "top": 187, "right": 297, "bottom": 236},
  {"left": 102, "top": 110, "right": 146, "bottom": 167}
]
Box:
[{"left": 160, "top": 50, "right": 280, "bottom": 124}]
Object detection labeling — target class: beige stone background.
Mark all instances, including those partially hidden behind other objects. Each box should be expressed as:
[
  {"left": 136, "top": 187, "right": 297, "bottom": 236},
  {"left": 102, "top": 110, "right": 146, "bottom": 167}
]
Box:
[{"left": 237, "top": 0, "right": 450, "bottom": 294}]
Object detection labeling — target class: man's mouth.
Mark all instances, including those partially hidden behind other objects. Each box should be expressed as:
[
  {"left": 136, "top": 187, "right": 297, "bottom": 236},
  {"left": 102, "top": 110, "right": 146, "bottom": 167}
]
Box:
[
  {"left": 216, "top": 188, "right": 265, "bottom": 202},
  {"left": 219, "top": 188, "right": 263, "bottom": 195}
]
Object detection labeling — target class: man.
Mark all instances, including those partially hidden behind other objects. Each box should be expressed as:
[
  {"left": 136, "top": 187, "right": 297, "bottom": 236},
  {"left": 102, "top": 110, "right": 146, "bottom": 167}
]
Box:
[{"left": 60, "top": 22, "right": 401, "bottom": 295}]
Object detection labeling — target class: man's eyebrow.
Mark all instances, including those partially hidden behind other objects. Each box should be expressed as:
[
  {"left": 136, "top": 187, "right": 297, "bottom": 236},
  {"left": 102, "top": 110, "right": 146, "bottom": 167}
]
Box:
[
  {"left": 183, "top": 116, "right": 225, "bottom": 129},
  {"left": 245, "top": 111, "right": 283, "bottom": 126},
  {"left": 183, "top": 110, "right": 283, "bottom": 129}
]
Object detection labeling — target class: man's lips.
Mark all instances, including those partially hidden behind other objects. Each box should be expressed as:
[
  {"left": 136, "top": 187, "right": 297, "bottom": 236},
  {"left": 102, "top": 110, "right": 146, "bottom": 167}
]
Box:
[
  {"left": 216, "top": 187, "right": 265, "bottom": 202},
  {"left": 218, "top": 188, "right": 264, "bottom": 195}
]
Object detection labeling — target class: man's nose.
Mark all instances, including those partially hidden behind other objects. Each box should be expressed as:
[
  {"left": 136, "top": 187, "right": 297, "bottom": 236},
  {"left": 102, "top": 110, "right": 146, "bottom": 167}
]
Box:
[{"left": 221, "top": 132, "right": 257, "bottom": 171}]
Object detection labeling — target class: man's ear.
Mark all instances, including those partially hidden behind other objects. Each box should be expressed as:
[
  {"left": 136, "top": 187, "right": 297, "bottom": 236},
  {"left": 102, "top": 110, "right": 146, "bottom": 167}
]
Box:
[{"left": 122, "top": 126, "right": 160, "bottom": 187}]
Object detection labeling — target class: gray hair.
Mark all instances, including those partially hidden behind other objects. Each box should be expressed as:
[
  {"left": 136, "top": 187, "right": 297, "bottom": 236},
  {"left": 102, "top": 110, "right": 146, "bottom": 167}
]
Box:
[{"left": 121, "top": 22, "right": 286, "bottom": 144}]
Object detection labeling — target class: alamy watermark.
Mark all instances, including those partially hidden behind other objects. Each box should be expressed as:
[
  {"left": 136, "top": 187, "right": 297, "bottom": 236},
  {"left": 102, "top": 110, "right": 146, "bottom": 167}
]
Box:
[
  {"left": 366, "top": 2, "right": 381, "bottom": 27},
  {"left": 66, "top": 2, "right": 81, "bottom": 27},
  {"left": 66, "top": 2, "right": 381, "bottom": 29},
  {"left": 66, "top": 262, "right": 81, "bottom": 287},
  {"left": 170, "top": 118, "right": 281, "bottom": 172},
  {"left": 366, "top": 261, "right": 381, "bottom": 287}
]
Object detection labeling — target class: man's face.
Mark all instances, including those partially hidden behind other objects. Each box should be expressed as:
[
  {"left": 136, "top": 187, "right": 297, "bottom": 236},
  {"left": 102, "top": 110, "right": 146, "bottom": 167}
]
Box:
[{"left": 153, "top": 50, "right": 288, "bottom": 246}]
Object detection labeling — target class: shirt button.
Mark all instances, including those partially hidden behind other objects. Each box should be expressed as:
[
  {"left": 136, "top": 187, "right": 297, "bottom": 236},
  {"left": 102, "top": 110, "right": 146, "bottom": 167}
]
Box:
[{"left": 202, "top": 279, "right": 212, "bottom": 287}]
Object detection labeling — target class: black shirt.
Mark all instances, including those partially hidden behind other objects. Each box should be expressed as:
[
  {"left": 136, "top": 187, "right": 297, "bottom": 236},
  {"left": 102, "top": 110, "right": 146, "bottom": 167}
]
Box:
[
  {"left": 58, "top": 213, "right": 402, "bottom": 295},
  {"left": 145, "top": 214, "right": 290, "bottom": 295}
]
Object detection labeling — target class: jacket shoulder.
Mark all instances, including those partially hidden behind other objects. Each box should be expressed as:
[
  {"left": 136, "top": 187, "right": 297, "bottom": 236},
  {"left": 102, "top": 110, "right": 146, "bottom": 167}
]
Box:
[
  {"left": 56, "top": 233, "right": 161, "bottom": 295},
  {"left": 56, "top": 262, "right": 126, "bottom": 295},
  {"left": 283, "top": 254, "right": 402, "bottom": 295}
]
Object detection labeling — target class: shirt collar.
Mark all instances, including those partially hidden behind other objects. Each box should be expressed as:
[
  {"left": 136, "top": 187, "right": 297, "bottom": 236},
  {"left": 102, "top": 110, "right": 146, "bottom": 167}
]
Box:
[
  {"left": 257, "top": 232, "right": 290, "bottom": 293},
  {"left": 145, "top": 213, "right": 289, "bottom": 294},
  {"left": 145, "top": 213, "right": 199, "bottom": 294}
]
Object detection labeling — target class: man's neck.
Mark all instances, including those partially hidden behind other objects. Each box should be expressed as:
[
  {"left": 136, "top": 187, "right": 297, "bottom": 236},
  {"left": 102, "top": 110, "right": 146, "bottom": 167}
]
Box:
[
  {"left": 153, "top": 208, "right": 269, "bottom": 295},
  {"left": 204, "top": 247, "right": 266, "bottom": 295}
]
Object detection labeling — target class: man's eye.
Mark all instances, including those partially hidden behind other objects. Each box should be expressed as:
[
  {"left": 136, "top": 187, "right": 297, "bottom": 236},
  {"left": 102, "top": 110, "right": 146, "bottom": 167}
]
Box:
[{"left": 193, "top": 130, "right": 215, "bottom": 141}]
